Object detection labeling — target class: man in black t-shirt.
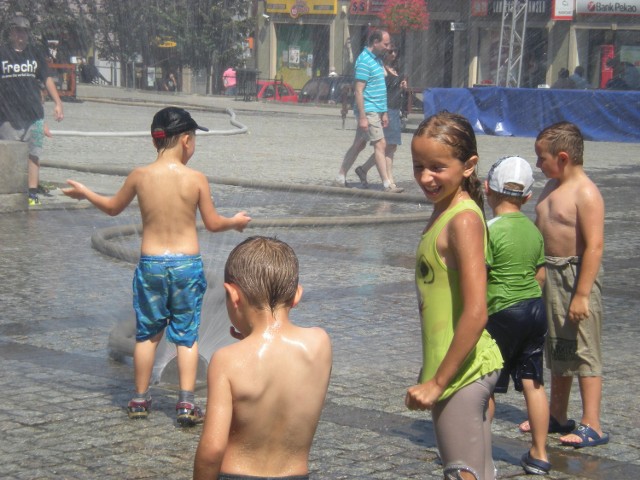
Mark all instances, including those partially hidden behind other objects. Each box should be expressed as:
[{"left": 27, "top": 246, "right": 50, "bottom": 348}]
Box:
[{"left": 0, "top": 14, "right": 63, "bottom": 206}]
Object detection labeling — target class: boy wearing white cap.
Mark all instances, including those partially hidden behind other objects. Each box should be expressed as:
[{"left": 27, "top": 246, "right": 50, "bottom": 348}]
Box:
[{"left": 484, "top": 156, "right": 551, "bottom": 476}]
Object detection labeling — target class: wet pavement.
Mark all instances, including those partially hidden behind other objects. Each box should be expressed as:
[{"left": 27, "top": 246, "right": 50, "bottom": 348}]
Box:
[{"left": 0, "top": 84, "right": 639, "bottom": 479}]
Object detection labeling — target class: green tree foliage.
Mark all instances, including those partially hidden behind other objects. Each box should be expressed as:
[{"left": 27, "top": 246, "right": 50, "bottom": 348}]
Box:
[
  {"left": 95, "top": 0, "right": 254, "bottom": 92},
  {"left": 0, "top": 0, "right": 98, "bottom": 61},
  {"left": 0, "top": 0, "right": 254, "bottom": 93}
]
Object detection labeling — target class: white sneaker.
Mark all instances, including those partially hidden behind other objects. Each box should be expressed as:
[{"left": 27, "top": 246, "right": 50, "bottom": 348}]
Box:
[
  {"left": 384, "top": 184, "right": 404, "bottom": 193},
  {"left": 333, "top": 176, "right": 346, "bottom": 187}
]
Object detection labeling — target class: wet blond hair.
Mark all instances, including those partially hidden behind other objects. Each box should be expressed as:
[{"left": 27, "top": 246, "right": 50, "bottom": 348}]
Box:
[
  {"left": 536, "top": 121, "right": 584, "bottom": 165},
  {"left": 224, "top": 236, "right": 299, "bottom": 313}
]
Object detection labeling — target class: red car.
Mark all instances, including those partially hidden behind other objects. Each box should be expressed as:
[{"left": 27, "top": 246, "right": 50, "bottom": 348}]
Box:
[{"left": 256, "top": 80, "right": 298, "bottom": 103}]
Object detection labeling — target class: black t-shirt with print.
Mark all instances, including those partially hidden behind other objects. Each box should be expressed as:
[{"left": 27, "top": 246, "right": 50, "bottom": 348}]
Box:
[{"left": 0, "top": 44, "right": 50, "bottom": 128}]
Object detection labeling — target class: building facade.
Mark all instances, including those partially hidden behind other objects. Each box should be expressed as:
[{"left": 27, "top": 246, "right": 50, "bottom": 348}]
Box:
[{"left": 254, "top": 0, "right": 640, "bottom": 91}]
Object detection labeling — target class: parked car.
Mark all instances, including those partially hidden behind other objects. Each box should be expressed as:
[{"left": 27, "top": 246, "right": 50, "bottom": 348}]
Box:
[
  {"left": 256, "top": 80, "right": 298, "bottom": 103},
  {"left": 298, "top": 75, "right": 354, "bottom": 104}
]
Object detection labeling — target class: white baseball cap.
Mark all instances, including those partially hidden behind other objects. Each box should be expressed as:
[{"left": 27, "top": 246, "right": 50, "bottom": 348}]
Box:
[{"left": 487, "top": 156, "right": 534, "bottom": 197}]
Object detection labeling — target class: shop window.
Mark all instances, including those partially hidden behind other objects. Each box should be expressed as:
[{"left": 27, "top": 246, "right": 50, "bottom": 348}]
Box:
[{"left": 476, "top": 27, "right": 547, "bottom": 87}]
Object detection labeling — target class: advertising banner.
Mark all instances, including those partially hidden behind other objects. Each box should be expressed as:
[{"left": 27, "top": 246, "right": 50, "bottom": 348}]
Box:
[
  {"left": 266, "top": 0, "right": 337, "bottom": 17},
  {"left": 349, "top": 0, "right": 386, "bottom": 15},
  {"left": 576, "top": 0, "right": 640, "bottom": 15},
  {"left": 490, "top": 0, "right": 548, "bottom": 14},
  {"left": 472, "top": 0, "right": 489, "bottom": 16},
  {"left": 552, "top": 0, "right": 574, "bottom": 19}
]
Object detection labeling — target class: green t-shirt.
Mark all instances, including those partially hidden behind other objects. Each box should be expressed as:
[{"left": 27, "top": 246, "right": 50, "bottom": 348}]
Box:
[
  {"left": 415, "top": 200, "right": 503, "bottom": 401},
  {"left": 486, "top": 212, "right": 545, "bottom": 315}
]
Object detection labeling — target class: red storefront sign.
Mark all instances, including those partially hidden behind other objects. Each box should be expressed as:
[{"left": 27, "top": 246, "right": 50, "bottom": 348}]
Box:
[
  {"left": 576, "top": 0, "right": 640, "bottom": 15},
  {"left": 472, "top": 0, "right": 489, "bottom": 16},
  {"left": 350, "top": 0, "right": 386, "bottom": 15}
]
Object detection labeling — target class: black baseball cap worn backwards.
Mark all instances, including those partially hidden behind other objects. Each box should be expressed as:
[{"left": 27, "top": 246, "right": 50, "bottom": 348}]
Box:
[{"left": 151, "top": 107, "right": 209, "bottom": 140}]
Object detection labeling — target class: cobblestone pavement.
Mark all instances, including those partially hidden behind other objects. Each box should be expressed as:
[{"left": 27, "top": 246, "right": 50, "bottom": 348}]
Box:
[{"left": 1, "top": 85, "right": 639, "bottom": 479}]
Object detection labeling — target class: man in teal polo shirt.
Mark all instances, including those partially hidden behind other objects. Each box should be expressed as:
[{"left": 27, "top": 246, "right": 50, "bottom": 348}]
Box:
[{"left": 334, "top": 29, "right": 402, "bottom": 193}]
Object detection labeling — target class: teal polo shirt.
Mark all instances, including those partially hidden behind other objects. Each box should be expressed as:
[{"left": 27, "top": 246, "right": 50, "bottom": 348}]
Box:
[{"left": 354, "top": 48, "right": 387, "bottom": 113}]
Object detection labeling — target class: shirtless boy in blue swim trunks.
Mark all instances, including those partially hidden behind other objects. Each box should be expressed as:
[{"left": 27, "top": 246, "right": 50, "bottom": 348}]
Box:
[{"left": 63, "top": 107, "right": 251, "bottom": 426}]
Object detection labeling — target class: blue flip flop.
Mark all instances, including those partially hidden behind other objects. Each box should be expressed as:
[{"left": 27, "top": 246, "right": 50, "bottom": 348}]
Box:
[
  {"left": 561, "top": 423, "right": 610, "bottom": 448},
  {"left": 521, "top": 451, "right": 551, "bottom": 475}
]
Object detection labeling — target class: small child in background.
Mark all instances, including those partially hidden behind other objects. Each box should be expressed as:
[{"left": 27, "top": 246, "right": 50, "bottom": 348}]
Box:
[
  {"left": 63, "top": 107, "right": 251, "bottom": 426},
  {"left": 484, "top": 156, "right": 551, "bottom": 475},
  {"left": 193, "top": 236, "right": 332, "bottom": 480},
  {"left": 534, "top": 122, "right": 608, "bottom": 449},
  {"left": 405, "top": 112, "right": 503, "bottom": 480}
]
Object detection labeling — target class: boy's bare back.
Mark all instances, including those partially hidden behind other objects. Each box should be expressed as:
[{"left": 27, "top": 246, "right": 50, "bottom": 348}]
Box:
[
  {"left": 194, "top": 236, "right": 330, "bottom": 480},
  {"left": 535, "top": 172, "right": 604, "bottom": 257},
  {"left": 131, "top": 157, "right": 210, "bottom": 255},
  {"left": 211, "top": 323, "right": 331, "bottom": 476},
  {"left": 64, "top": 123, "right": 249, "bottom": 257}
]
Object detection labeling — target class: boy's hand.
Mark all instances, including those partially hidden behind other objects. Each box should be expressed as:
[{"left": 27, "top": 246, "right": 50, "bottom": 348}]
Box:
[
  {"left": 53, "top": 101, "right": 64, "bottom": 122},
  {"left": 61, "top": 180, "right": 88, "bottom": 200},
  {"left": 233, "top": 211, "right": 252, "bottom": 232},
  {"left": 405, "top": 380, "right": 443, "bottom": 411},
  {"left": 568, "top": 293, "right": 590, "bottom": 323}
]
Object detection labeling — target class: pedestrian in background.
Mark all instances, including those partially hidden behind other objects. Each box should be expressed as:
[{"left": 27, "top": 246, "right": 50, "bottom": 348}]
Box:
[
  {"left": 223, "top": 67, "right": 237, "bottom": 96},
  {"left": 0, "top": 14, "right": 64, "bottom": 206},
  {"left": 333, "top": 29, "right": 402, "bottom": 193},
  {"left": 163, "top": 71, "right": 177, "bottom": 92},
  {"left": 355, "top": 44, "right": 407, "bottom": 192},
  {"left": 570, "top": 66, "right": 589, "bottom": 89},
  {"left": 551, "top": 68, "right": 576, "bottom": 89}
]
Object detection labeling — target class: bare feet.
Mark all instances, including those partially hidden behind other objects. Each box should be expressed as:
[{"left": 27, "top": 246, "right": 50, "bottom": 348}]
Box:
[
  {"left": 519, "top": 416, "right": 576, "bottom": 434},
  {"left": 560, "top": 424, "right": 609, "bottom": 448}
]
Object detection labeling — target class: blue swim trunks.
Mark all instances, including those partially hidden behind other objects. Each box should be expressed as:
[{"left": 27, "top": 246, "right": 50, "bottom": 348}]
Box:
[{"left": 132, "top": 255, "right": 207, "bottom": 347}]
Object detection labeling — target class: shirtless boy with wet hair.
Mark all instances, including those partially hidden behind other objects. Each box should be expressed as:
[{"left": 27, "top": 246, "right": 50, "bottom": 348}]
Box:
[
  {"left": 193, "top": 236, "right": 332, "bottom": 480},
  {"left": 534, "top": 121, "right": 608, "bottom": 449}
]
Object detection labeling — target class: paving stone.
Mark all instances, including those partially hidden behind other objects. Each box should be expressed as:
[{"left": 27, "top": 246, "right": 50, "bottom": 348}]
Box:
[{"left": 0, "top": 85, "right": 638, "bottom": 478}]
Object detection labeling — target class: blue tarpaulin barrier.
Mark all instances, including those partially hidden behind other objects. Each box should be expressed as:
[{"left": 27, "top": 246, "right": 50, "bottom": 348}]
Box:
[{"left": 423, "top": 87, "right": 640, "bottom": 143}]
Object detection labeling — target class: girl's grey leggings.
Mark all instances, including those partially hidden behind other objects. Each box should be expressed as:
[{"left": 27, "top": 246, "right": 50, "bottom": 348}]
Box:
[{"left": 432, "top": 370, "right": 500, "bottom": 480}]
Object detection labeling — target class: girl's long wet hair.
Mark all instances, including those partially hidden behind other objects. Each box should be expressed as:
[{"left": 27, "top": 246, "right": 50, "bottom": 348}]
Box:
[{"left": 413, "top": 111, "right": 485, "bottom": 215}]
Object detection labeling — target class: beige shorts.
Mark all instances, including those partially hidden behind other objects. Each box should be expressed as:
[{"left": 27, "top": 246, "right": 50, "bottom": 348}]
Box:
[
  {"left": 543, "top": 256, "right": 603, "bottom": 376},
  {"left": 355, "top": 111, "right": 385, "bottom": 144}
]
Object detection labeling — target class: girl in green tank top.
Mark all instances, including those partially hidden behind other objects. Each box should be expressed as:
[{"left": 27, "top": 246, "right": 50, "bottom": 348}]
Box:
[{"left": 405, "top": 112, "right": 502, "bottom": 480}]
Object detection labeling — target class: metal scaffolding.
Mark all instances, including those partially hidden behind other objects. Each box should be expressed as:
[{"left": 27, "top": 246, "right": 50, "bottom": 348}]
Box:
[{"left": 496, "top": 0, "right": 529, "bottom": 87}]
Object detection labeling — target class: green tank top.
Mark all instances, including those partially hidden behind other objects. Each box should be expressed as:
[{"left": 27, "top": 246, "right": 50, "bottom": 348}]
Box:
[{"left": 415, "top": 200, "right": 503, "bottom": 401}]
